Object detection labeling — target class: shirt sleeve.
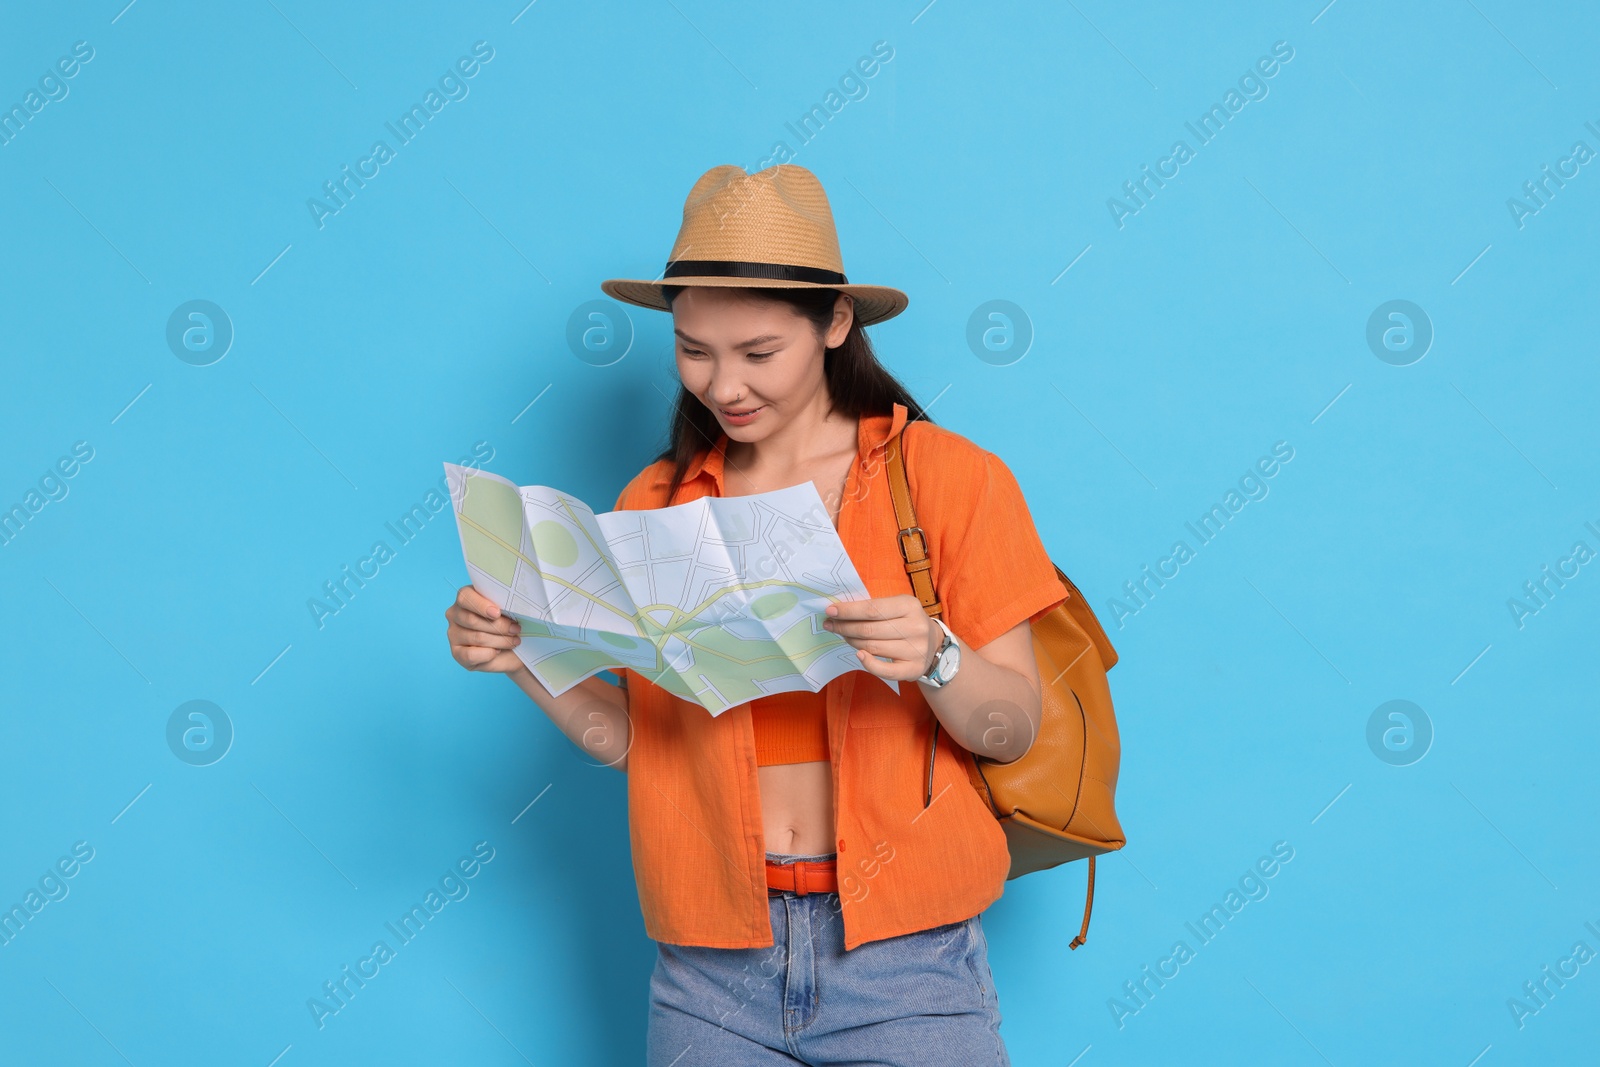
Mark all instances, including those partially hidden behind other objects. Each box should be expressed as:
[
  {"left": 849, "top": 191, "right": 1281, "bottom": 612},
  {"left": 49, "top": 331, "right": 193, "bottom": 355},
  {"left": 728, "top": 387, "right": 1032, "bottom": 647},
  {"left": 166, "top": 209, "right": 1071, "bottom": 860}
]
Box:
[{"left": 937, "top": 450, "right": 1068, "bottom": 651}]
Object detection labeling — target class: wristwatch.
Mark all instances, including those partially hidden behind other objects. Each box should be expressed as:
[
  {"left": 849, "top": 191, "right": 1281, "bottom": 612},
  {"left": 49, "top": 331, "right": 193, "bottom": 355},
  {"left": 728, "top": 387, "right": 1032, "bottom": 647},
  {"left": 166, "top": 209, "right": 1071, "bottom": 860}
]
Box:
[{"left": 917, "top": 617, "right": 961, "bottom": 688}]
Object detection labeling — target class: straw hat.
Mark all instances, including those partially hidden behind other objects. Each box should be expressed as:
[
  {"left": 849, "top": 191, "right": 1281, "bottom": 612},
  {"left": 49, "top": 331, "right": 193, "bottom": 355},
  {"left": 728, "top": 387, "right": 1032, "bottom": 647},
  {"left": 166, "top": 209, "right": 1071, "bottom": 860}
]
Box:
[{"left": 601, "top": 163, "right": 909, "bottom": 327}]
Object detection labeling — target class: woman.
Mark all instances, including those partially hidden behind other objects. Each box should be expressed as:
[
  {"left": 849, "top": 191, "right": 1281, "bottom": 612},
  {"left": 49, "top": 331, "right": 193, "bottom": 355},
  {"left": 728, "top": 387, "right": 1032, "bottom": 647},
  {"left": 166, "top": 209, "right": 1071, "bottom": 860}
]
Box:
[{"left": 445, "top": 164, "right": 1068, "bottom": 1065}]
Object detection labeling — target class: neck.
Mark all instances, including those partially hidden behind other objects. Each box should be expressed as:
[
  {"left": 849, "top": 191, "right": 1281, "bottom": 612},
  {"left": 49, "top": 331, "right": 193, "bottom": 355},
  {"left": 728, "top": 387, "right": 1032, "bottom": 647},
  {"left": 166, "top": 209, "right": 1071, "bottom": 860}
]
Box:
[{"left": 722, "top": 392, "right": 854, "bottom": 488}]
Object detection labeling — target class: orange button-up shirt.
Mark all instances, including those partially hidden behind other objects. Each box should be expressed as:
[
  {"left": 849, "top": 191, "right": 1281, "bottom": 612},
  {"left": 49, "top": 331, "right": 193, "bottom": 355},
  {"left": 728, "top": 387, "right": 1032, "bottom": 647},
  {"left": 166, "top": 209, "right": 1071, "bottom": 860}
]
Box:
[{"left": 611, "top": 402, "right": 1068, "bottom": 950}]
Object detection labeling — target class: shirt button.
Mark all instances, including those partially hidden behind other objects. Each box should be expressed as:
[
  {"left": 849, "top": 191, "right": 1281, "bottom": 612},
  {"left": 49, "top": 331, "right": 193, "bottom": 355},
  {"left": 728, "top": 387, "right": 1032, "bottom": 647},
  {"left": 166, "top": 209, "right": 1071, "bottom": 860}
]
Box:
[{"left": 837, "top": 838, "right": 846, "bottom": 852}]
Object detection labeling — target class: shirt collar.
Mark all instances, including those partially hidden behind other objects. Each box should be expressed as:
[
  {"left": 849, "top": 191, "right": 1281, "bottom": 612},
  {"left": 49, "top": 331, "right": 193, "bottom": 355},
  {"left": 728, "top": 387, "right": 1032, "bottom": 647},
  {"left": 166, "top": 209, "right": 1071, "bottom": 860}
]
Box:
[{"left": 654, "top": 403, "right": 909, "bottom": 493}]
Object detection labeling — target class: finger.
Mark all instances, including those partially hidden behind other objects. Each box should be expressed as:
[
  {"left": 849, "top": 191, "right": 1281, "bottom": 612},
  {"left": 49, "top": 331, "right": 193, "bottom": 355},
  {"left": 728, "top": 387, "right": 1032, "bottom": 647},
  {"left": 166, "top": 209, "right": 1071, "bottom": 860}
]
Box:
[
  {"left": 852, "top": 647, "right": 886, "bottom": 677},
  {"left": 448, "top": 601, "right": 521, "bottom": 636},
  {"left": 458, "top": 585, "right": 504, "bottom": 621},
  {"left": 450, "top": 623, "right": 521, "bottom": 650},
  {"left": 447, "top": 605, "right": 514, "bottom": 636},
  {"left": 824, "top": 615, "right": 921, "bottom": 642},
  {"left": 826, "top": 598, "right": 893, "bottom": 621},
  {"left": 852, "top": 647, "right": 906, "bottom": 679},
  {"left": 847, "top": 637, "right": 921, "bottom": 663},
  {"left": 457, "top": 642, "right": 514, "bottom": 670},
  {"left": 452, "top": 643, "right": 488, "bottom": 670}
]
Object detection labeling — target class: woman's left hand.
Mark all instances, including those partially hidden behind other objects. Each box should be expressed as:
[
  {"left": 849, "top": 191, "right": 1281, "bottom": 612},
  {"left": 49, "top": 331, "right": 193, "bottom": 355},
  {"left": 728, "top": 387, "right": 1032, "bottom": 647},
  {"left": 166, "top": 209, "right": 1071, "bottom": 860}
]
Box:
[{"left": 822, "top": 595, "right": 940, "bottom": 682}]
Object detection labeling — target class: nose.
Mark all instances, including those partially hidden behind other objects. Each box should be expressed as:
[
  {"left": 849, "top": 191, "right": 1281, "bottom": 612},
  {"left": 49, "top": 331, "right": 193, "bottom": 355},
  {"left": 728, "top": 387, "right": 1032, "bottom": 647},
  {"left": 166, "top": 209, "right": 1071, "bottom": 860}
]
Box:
[{"left": 707, "top": 372, "right": 748, "bottom": 408}]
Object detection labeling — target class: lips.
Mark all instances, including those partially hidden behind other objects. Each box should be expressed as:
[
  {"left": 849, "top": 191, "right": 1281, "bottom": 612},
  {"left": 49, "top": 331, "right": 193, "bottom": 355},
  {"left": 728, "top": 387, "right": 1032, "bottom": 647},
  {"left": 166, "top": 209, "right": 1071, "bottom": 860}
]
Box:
[{"left": 721, "top": 406, "right": 763, "bottom": 417}]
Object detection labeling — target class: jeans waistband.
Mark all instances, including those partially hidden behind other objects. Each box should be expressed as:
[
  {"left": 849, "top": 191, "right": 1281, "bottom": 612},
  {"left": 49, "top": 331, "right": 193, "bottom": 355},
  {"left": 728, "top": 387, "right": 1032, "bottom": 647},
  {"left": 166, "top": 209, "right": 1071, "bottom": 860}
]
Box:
[{"left": 765, "top": 850, "right": 838, "bottom": 865}]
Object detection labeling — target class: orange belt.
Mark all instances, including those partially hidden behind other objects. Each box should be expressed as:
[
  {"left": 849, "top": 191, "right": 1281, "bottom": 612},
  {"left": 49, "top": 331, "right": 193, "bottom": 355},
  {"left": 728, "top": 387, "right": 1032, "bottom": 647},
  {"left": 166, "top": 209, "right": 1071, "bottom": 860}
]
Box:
[{"left": 765, "top": 857, "right": 838, "bottom": 895}]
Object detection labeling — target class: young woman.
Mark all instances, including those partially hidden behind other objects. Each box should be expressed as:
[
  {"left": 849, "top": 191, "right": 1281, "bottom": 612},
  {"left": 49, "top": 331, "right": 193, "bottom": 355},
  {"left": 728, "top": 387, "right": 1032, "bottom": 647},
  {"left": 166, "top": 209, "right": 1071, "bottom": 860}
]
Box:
[{"left": 445, "top": 164, "right": 1068, "bottom": 1066}]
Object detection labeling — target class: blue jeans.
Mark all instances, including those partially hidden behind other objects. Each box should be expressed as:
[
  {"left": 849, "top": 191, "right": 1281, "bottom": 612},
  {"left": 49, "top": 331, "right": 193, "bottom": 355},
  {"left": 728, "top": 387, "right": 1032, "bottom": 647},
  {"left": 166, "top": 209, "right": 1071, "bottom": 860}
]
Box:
[{"left": 646, "top": 850, "right": 1010, "bottom": 1066}]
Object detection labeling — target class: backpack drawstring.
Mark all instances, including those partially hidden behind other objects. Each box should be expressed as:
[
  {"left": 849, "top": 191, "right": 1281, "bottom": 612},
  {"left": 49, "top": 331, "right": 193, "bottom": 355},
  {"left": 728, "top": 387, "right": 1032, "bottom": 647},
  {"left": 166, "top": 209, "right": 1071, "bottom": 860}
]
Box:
[{"left": 1070, "top": 856, "right": 1096, "bottom": 949}]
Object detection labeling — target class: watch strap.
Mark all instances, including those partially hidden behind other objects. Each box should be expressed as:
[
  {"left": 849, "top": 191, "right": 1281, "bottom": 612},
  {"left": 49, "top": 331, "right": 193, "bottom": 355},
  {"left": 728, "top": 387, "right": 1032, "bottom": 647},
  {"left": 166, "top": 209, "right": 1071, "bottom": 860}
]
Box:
[{"left": 918, "top": 617, "right": 956, "bottom": 685}]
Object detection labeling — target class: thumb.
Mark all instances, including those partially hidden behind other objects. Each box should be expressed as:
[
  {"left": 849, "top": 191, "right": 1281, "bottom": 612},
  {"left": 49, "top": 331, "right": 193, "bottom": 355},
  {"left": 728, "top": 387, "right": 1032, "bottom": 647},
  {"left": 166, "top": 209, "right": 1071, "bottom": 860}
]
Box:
[{"left": 855, "top": 647, "right": 889, "bottom": 678}]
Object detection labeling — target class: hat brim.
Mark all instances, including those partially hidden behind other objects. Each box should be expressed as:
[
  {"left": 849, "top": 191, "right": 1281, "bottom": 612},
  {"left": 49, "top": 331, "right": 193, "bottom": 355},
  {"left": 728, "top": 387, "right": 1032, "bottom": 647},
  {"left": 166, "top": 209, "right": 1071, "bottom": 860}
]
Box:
[{"left": 600, "top": 276, "right": 909, "bottom": 327}]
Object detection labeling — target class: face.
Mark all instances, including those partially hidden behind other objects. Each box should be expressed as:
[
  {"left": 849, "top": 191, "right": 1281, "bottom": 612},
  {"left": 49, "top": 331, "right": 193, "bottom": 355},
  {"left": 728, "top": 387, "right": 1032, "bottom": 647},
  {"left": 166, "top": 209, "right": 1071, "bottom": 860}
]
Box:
[{"left": 671, "top": 287, "right": 854, "bottom": 438}]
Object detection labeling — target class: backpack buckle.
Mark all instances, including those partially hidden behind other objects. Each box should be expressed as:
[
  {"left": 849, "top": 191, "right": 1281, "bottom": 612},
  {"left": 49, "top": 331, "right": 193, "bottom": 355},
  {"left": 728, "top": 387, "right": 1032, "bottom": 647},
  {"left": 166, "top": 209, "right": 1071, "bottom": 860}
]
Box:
[{"left": 897, "top": 525, "right": 928, "bottom": 563}]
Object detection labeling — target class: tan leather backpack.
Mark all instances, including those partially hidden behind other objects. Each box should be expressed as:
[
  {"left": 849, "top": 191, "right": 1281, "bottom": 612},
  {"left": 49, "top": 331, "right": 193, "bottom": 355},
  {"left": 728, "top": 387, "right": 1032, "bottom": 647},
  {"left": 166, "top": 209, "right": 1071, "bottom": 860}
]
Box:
[{"left": 884, "top": 428, "right": 1127, "bottom": 950}]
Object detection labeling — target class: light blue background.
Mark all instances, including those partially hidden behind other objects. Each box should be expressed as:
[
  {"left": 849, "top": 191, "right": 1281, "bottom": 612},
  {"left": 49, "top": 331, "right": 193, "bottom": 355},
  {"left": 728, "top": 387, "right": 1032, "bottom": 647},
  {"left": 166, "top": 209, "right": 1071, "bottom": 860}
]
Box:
[{"left": 3, "top": 1, "right": 1597, "bottom": 1063}]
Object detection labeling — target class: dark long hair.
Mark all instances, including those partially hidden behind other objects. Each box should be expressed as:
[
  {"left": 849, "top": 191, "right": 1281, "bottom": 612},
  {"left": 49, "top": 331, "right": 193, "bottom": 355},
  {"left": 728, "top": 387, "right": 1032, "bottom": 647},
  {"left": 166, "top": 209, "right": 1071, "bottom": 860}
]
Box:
[{"left": 653, "top": 285, "right": 930, "bottom": 502}]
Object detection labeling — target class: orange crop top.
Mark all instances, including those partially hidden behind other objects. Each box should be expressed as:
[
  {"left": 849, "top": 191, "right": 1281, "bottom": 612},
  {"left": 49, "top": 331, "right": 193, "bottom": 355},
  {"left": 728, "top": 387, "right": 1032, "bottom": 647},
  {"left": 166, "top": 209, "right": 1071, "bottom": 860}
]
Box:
[{"left": 749, "top": 690, "right": 830, "bottom": 766}]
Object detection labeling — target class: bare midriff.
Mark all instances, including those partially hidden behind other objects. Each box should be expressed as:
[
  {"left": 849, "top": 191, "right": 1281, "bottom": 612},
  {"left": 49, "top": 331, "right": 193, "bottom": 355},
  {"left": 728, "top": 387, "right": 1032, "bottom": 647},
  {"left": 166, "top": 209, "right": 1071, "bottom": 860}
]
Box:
[{"left": 759, "top": 760, "right": 837, "bottom": 855}]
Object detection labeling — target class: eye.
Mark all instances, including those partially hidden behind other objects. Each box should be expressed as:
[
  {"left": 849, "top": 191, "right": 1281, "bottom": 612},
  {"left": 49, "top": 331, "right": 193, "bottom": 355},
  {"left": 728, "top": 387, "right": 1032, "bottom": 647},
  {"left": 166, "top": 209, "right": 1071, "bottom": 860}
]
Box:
[
  {"left": 747, "top": 351, "right": 775, "bottom": 361},
  {"left": 679, "top": 346, "right": 707, "bottom": 359}
]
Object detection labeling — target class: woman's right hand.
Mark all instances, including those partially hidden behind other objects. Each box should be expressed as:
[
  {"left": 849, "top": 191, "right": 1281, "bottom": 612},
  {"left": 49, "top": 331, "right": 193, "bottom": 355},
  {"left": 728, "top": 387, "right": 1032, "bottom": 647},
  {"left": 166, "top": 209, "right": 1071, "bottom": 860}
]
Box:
[{"left": 445, "top": 584, "right": 524, "bottom": 674}]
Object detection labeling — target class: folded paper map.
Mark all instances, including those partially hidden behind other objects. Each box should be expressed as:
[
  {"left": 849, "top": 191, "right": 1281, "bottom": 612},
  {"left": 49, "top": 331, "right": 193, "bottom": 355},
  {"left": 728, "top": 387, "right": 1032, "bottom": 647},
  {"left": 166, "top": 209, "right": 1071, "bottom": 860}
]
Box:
[{"left": 443, "top": 463, "right": 896, "bottom": 715}]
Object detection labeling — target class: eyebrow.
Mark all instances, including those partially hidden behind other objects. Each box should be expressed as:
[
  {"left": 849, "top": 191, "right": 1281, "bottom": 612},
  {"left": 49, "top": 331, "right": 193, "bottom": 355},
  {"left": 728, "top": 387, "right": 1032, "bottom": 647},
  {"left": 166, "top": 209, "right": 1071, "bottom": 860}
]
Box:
[{"left": 673, "top": 328, "right": 787, "bottom": 349}]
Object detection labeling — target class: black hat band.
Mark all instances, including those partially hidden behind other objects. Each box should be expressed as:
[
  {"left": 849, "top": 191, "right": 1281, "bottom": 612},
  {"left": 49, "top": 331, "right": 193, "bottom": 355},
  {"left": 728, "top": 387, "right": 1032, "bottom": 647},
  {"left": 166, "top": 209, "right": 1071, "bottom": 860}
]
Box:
[{"left": 662, "top": 260, "right": 849, "bottom": 286}]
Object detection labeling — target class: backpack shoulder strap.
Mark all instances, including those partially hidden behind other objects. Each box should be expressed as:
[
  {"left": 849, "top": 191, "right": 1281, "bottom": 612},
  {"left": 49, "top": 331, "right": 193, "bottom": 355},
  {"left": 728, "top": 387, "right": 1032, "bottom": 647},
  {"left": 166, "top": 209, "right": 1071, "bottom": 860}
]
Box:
[
  {"left": 883, "top": 426, "right": 943, "bottom": 620},
  {"left": 884, "top": 425, "right": 948, "bottom": 809}
]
